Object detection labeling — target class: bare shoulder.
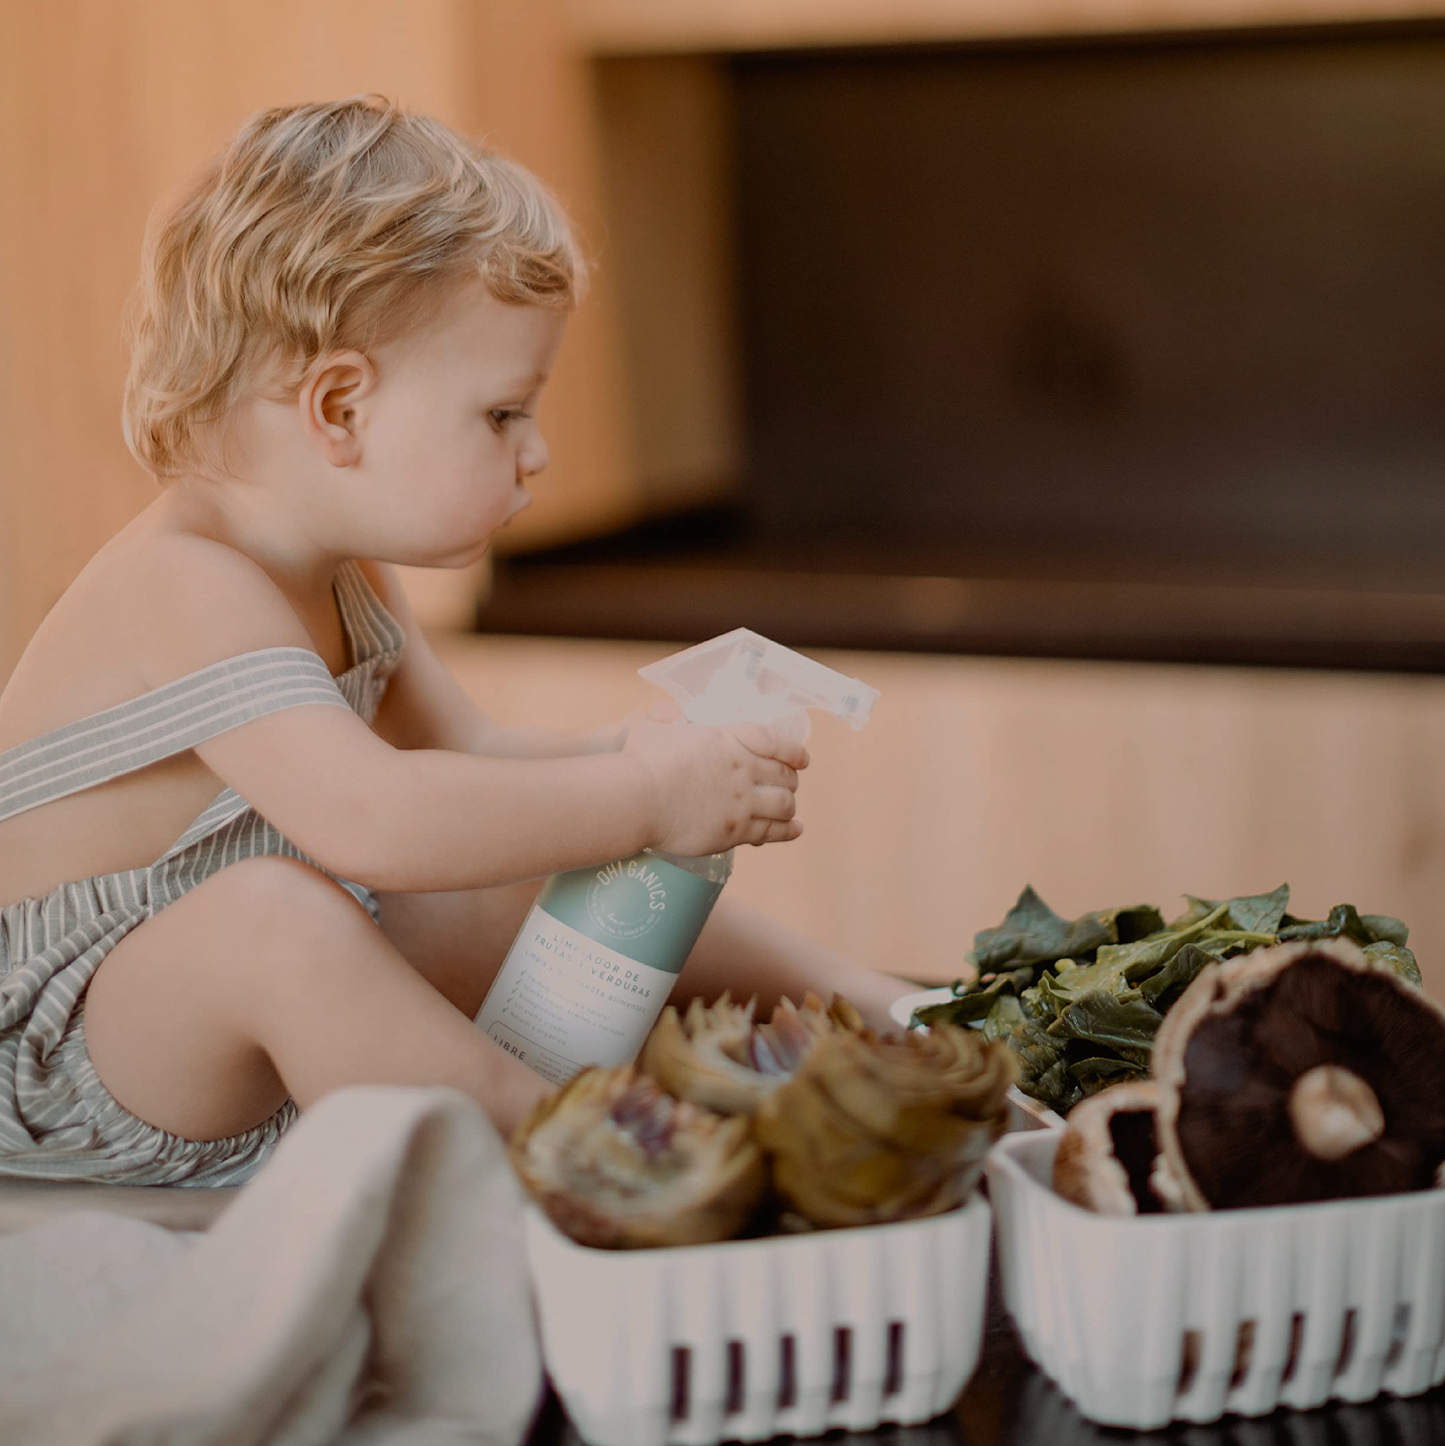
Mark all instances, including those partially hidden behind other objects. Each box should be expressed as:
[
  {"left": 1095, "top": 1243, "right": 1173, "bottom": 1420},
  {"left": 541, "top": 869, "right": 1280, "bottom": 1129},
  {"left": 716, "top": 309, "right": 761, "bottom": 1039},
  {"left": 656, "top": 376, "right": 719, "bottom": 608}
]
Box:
[
  {"left": 0, "top": 521, "right": 312, "bottom": 751},
  {"left": 121, "top": 530, "right": 315, "bottom": 686}
]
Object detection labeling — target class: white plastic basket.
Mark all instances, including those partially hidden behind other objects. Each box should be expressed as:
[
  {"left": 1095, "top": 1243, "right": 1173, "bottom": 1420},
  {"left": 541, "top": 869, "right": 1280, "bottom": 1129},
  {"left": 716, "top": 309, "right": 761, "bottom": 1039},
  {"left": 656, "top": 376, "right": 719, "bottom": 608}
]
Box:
[
  {"left": 523, "top": 1193, "right": 992, "bottom": 1446},
  {"left": 986, "top": 1130, "right": 1445, "bottom": 1431}
]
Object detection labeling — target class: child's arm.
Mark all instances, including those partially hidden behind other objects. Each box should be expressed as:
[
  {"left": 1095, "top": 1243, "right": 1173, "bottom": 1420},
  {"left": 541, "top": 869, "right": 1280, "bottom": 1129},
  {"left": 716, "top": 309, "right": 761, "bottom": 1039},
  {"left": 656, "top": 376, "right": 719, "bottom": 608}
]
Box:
[
  {"left": 364, "top": 562, "right": 637, "bottom": 758},
  {"left": 140, "top": 541, "right": 804, "bottom": 894}
]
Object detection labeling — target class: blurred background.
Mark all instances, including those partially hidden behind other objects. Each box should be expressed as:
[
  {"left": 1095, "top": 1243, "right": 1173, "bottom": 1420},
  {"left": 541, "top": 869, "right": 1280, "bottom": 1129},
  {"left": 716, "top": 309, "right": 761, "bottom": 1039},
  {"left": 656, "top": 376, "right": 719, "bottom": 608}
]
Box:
[{"left": 5, "top": 0, "right": 1445, "bottom": 990}]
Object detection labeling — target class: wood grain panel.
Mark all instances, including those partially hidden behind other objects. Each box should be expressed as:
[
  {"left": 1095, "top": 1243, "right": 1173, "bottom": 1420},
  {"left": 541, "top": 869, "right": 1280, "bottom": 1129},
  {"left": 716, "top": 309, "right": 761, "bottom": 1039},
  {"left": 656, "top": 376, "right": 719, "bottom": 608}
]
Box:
[
  {"left": 434, "top": 631, "right": 1445, "bottom": 999},
  {"left": 0, "top": 0, "right": 639, "bottom": 680},
  {"left": 568, "top": 0, "right": 1445, "bottom": 54},
  {"left": 592, "top": 56, "right": 743, "bottom": 514}
]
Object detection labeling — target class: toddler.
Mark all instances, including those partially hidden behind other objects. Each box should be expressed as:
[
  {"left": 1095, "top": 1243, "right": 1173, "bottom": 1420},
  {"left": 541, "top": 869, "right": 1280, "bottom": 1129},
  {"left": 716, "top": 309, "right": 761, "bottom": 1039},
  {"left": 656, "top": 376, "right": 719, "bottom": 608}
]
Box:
[{"left": 0, "top": 96, "right": 901, "bottom": 1187}]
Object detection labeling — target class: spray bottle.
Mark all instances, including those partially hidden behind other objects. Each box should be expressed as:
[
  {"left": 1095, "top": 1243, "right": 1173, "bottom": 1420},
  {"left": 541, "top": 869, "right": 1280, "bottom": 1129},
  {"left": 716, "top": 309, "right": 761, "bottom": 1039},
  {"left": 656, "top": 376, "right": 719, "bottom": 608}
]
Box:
[{"left": 473, "top": 629, "right": 879, "bottom": 1085}]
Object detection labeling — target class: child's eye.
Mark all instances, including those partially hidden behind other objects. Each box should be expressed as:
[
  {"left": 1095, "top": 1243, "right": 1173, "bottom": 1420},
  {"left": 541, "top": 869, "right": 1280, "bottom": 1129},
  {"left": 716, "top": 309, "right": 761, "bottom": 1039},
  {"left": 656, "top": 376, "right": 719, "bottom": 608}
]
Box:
[{"left": 488, "top": 408, "right": 532, "bottom": 431}]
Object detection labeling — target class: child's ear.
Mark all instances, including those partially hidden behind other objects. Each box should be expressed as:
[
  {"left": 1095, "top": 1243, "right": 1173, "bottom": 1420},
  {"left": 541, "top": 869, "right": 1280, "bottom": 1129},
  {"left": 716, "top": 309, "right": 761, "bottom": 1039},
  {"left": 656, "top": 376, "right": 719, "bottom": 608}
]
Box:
[{"left": 299, "top": 350, "right": 377, "bottom": 466}]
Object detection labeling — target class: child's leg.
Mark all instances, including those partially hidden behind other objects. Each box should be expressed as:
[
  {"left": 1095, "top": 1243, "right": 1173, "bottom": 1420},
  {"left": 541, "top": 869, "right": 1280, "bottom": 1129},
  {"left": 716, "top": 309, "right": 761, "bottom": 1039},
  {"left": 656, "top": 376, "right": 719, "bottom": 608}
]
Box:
[
  {"left": 678, "top": 895, "right": 909, "bottom": 1030},
  {"left": 375, "top": 885, "right": 908, "bottom": 1032},
  {"left": 82, "top": 856, "right": 550, "bottom": 1144},
  {"left": 374, "top": 878, "right": 544, "bottom": 1019}
]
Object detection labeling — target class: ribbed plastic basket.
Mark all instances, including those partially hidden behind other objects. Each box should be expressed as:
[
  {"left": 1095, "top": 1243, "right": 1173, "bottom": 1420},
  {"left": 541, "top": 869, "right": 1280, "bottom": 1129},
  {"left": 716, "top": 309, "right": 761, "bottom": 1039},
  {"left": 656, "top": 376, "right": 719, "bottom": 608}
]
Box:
[
  {"left": 986, "top": 1130, "right": 1445, "bottom": 1430},
  {"left": 523, "top": 1194, "right": 992, "bottom": 1446}
]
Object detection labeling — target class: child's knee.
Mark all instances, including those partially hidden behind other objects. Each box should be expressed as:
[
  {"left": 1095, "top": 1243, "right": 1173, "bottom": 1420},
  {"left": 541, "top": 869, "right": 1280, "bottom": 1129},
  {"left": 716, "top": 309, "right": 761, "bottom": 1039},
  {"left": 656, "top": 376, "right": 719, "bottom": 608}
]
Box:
[{"left": 204, "top": 854, "right": 374, "bottom": 949}]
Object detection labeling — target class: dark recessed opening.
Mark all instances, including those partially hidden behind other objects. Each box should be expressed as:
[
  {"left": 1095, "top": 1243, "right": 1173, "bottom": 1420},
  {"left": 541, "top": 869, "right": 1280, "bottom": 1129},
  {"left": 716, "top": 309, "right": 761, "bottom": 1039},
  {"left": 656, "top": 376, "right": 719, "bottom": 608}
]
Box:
[{"left": 481, "top": 22, "right": 1445, "bottom": 670}]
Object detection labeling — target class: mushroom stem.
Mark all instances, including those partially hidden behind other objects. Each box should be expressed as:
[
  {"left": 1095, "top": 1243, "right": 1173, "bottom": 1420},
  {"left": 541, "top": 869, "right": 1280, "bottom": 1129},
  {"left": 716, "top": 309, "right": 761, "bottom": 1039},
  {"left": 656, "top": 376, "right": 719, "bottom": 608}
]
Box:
[{"left": 1288, "top": 1065, "right": 1385, "bottom": 1161}]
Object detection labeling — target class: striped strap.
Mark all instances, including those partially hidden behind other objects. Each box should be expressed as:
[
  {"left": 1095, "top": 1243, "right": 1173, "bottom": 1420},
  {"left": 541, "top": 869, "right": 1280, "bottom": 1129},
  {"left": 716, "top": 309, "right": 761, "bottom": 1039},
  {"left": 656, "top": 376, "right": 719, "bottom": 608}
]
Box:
[{"left": 0, "top": 647, "right": 351, "bottom": 824}]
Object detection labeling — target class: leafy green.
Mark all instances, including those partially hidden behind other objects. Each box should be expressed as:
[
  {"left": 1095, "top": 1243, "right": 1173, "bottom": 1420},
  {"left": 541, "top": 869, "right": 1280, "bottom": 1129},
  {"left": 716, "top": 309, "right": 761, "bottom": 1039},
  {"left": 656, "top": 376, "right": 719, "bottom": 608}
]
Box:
[
  {"left": 922, "top": 883, "right": 1420, "bottom": 1117},
  {"left": 1278, "top": 903, "right": 1407, "bottom": 950},
  {"left": 1067, "top": 1054, "right": 1147, "bottom": 1094},
  {"left": 1361, "top": 915, "right": 1410, "bottom": 947},
  {"left": 915, "top": 964, "right": 1036, "bottom": 1027},
  {"left": 979, "top": 992, "right": 1027, "bottom": 1041},
  {"left": 967, "top": 886, "right": 1116, "bottom": 972},
  {"left": 1048, "top": 989, "right": 1161, "bottom": 1065},
  {"left": 1173, "top": 885, "right": 1291, "bottom": 937},
  {"left": 1362, "top": 940, "right": 1422, "bottom": 988},
  {"left": 1138, "top": 942, "right": 1217, "bottom": 1010}
]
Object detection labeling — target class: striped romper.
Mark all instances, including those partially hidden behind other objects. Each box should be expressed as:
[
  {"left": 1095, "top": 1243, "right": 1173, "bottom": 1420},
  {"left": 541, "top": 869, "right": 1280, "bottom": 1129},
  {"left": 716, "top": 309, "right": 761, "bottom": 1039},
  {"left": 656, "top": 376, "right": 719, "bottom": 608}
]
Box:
[{"left": 0, "top": 560, "right": 404, "bottom": 1186}]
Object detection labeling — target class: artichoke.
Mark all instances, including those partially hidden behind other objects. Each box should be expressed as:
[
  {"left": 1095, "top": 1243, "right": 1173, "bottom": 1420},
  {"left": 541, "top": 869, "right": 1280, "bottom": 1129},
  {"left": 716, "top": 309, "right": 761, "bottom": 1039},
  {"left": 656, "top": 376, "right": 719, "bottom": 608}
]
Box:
[
  {"left": 753, "top": 1023, "right": 1015, "bottom": 1228},
  {"left": 639, "top": 990, "right": 864, "bottom": 1116},
  {"left": 510, "top": 1065, "right": 767, "bottom": 1249}
]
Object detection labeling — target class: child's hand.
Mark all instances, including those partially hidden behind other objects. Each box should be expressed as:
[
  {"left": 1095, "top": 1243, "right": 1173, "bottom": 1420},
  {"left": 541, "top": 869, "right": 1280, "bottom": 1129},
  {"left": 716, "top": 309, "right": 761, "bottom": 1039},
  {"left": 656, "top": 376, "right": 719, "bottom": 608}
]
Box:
[
  {"left": 623, "top": 719, "right": 808, "bottom": 855},
  {"left": 608, "top": 698, "right": 684, "bottom": 751}
]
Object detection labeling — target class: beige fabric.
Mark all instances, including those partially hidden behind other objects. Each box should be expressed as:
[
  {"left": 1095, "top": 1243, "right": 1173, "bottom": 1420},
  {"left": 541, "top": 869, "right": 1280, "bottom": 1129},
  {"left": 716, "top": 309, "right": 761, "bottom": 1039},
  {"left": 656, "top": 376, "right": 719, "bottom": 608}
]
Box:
[
  {"left": 0, "top": 1084, "right": 543, "bottom": 1446},
  {"left": 0, "top": 1175, "right": 239, "bottom": 1234}
]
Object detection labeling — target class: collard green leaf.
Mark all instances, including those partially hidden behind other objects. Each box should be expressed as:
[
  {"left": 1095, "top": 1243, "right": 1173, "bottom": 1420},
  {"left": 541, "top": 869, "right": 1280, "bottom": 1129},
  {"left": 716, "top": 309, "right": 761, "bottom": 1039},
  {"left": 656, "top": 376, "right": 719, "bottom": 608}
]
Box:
[
  {"left": 1107, "top": 904, "right": 1168, "bottom": 943},
  {"left": 1222, "top": 884, "right": 1291, "bottom": 936},
  {"left": 1048, "top": 988, "right": 1162, "bottom": 1066},
  {"left": 1278, "top": 903, "right": 1376, "bottom": 947},
  {"left": 980, "top": 993, "right": 1027, "bottom": 1042},
  {"left": 1001, "top": 1013, "right": 1065, "bottom": 1082},
  {"left": 1360, "top": 914, "right": 1410, "bottom": 947},
  {"left": 1023, "top": 954, "right": 1130, "bottom": 1019},
  {"left": 1362, "top": 940, "right": 1423, "bottom": 988},
  {"left": 916, "top": 964, "right": 1038, "bottom": 1027},
  {"left": 1067, "top": 1054, "right": 1146, "bottom": 1094},
  {"left": 1138, "top": 941, "right": 1217, "bottom": 1010},
  {"left": 968, "top": 886, "right": 1119, "bottom": 972},
  {"left": 1171, "top": 895, "right": 1217, "bottom": 929},
  {"left": 1093, "top": 901, "right": 1232, "bottom": 984},
  {"left": 1024, "top": 1059, "right": 1076, "bottom": 1114},
  {"left": 1171, "top": 885, "right": 1290, "bottom": 937}
]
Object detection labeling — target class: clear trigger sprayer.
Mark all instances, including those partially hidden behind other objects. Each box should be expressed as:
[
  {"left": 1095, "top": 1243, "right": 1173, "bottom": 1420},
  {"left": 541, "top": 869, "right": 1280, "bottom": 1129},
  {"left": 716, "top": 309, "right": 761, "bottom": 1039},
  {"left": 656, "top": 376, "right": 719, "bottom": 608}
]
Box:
[{"left": 473, "top": 629, "right": 879, "bottom": 1084}]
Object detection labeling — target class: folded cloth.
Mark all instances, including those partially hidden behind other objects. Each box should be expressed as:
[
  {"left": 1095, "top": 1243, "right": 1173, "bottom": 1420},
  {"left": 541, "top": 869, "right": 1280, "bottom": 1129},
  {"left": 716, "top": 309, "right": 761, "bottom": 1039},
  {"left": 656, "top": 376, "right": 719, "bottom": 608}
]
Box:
[{"left": 0, "top": 1085, "right": 543, "bottom": 1446}]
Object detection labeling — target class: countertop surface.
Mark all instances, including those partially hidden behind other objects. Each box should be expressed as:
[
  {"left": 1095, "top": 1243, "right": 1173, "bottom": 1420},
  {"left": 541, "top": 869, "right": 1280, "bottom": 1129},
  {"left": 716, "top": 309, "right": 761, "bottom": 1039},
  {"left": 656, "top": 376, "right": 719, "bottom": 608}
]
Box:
[
  {"left": 530, "top": 1264, "right": 1445, "bottom": 1446},
  {"left": 479, "top": 510, "right": 1445, "bottom": 673}
]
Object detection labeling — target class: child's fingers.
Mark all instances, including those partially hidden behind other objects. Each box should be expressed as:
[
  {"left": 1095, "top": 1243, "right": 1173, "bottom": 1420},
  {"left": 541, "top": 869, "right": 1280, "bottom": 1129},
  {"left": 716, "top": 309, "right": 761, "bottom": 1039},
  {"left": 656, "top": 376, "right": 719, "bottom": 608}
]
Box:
[
  {"left": 752, "top": 758, "right": 799, "bottom": 792},
  {"left": 748, "top": 817, "right": 803, "bottom": 846},
  {"left": 731, "top": 723, "right": 809, "bottom": 771},
  {"left": 752, "top": 784, "right": 798, "bottom": 822}
]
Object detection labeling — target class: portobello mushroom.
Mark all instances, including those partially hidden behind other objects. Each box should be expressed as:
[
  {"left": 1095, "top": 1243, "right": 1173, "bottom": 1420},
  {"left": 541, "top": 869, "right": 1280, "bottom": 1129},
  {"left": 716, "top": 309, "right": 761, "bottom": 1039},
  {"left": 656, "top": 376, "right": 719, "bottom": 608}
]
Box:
[
  {"left": 1052, "top": 1079, "right": 1165, "bottom": 1215},
  {"left": 1151, "top": 937, "right": 1445, "bottom": 1212}
]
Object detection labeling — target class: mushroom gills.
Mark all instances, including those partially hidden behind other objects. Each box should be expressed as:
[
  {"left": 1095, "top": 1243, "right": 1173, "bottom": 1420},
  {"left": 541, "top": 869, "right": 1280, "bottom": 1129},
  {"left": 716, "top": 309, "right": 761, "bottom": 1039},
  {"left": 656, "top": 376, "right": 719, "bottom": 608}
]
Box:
[
  {"left": 1051, "top": 1079, "right": 1164, "bottom": 1215},
  {"left": 1109, "top": 1108, "right": 1165, "bottom": 1213},
  {"left": 1155, "top": 940, "right": 1445, "bottom": 1210}
]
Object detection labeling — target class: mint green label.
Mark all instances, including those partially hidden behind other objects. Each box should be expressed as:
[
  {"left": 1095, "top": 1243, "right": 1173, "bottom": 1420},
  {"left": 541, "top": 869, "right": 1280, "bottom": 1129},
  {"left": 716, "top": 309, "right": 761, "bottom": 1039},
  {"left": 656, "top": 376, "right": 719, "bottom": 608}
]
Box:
[{"left": 537, "top": 851, "right": 724, "bottom": 974}]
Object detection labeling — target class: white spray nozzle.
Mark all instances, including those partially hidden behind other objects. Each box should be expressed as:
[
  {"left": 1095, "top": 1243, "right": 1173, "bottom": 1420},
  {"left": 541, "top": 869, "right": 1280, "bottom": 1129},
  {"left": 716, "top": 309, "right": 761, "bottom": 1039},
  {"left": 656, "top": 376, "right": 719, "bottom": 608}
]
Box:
[{"left": 637, "top": 628, "right": 879, "bottom": 742}]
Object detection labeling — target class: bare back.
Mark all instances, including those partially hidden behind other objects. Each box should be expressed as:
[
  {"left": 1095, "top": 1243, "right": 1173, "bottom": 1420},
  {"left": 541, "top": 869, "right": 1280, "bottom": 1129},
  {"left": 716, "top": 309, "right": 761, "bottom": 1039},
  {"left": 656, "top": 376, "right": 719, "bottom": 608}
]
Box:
[{"left": 0, "top": 496, "right": 357, "bottom": 909}]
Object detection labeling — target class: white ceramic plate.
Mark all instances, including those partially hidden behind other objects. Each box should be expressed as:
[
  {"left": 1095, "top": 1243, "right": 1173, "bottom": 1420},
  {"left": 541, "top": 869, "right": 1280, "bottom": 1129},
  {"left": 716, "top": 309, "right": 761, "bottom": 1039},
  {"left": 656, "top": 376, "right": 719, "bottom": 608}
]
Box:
[{"left": 889, "top": 984, "right": 959, "bottom": 1031}]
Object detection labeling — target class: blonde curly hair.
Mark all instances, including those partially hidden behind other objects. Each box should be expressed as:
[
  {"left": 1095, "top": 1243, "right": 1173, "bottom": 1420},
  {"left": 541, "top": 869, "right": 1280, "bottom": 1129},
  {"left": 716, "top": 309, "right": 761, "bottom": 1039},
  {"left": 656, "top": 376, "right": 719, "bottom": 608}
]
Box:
[{"left": 122, "top": 95, "right": 584, "bottom": 478}]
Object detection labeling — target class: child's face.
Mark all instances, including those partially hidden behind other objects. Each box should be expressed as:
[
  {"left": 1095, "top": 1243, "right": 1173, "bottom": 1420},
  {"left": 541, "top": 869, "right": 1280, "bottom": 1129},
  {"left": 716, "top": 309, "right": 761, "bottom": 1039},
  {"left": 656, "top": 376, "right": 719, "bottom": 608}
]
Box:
[{"left": 349, "top": 278, "right": 567, "bottom": 566}]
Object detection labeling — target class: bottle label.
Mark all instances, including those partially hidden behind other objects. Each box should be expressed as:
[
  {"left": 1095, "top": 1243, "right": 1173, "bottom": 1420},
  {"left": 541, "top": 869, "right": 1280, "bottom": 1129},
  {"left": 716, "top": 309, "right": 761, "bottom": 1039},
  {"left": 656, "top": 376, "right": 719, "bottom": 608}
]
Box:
[
  {"left": 474, "top": 853, "right": 724, "bottom": 1085},
  {"left": 541, "top": 852, "right": 723, "bottom": 971}
]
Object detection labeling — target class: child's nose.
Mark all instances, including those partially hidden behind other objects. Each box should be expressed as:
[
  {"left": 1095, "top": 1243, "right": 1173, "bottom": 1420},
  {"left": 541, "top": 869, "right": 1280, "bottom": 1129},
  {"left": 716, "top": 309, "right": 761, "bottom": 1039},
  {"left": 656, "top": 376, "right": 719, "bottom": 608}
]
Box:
[{"left": 518, "top": 434, "right": 550, "bottom": 478}]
